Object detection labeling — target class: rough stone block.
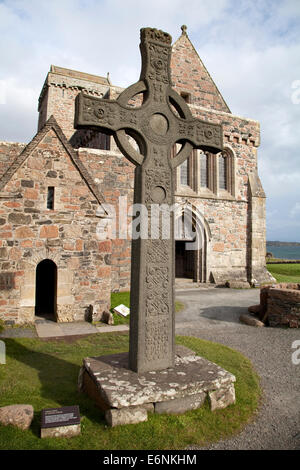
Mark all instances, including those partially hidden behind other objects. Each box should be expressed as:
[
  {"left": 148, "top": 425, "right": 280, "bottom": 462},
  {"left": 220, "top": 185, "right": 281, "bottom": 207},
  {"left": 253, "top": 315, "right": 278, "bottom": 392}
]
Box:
[
  {"left": 105, "top": 407, "right": 148, "bottom": 427},
  {"left": 248, "top": 304, "right": 261, "bottom": 315},
  {"left": 41, "top": 424, "right": 81, "bottom": 438},
  {"left": 0, "top": 404, "right": 34, "bottom": 430},
  {"left": 226, "top": 281, "right": 251, "bottom": 289},
  {"left": 82, "top": 351, "right": 236, "bottom": 409},
  {"left": 239, "top": 313, "right": 265, "bottom": 327},
  {"left": 101, "top": 310, "right": 114, "bottom": 325},
  {"left": 209, "top": 384, "right": 236, "bottom": 411},
  {"left": 154, "top": 392, "right": 206, "bottom": 415}
]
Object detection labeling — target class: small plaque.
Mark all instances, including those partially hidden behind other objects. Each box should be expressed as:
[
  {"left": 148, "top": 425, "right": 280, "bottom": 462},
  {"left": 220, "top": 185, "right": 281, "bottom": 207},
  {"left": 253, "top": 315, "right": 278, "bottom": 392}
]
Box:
[
  {"left": 41, "top": 405, "right": 80, "bottom": 429},
  {"left": 113, "top": 304, "right": 130, "bottom": 317}
]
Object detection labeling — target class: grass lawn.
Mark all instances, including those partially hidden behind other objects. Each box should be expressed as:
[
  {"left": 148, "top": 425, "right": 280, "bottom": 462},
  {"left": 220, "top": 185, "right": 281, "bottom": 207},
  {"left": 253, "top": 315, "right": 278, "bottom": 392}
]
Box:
[
  {"left": 0, "top": 333, "right": 261, "bottom": 450},
  {"left": 110, "top": 292, "right": 185, "bottom": 325},
  {"left": 267, "top": 263, "right": 300, "bottom": 283}
]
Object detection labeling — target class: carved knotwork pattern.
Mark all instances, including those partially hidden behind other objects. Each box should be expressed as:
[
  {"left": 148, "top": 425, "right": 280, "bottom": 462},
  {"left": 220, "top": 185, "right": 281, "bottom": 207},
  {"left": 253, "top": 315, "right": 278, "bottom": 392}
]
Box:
[
  {"left": 141, "top": 28, "right": 172, "bottom": 45},
  {"left": 145, "top": 266, "right": 169, "bottom": 317},
  {"left": 145, "top": 317, "right": 169, "bottom": 362},
  {"left": 147, "top": 43, "right": 170, "bottom": 85},
  {"left": 145, "top": 168, "right": 171, "bottom": 205},
  {"left": 81, "top": 97, "right": 117, "bottom": 126},
  {"left": 178, "top": 121, "right": 223, "bottom": 148},
  {"left": 146, "top": 240, "right": 169, "bottom": 264}
]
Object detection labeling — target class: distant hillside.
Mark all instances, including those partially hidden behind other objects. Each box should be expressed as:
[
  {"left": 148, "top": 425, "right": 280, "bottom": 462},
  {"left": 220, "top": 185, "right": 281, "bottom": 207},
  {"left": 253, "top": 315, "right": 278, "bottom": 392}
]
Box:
[{"left": 267, "top": 241, "right": 300, "bottom": 247}]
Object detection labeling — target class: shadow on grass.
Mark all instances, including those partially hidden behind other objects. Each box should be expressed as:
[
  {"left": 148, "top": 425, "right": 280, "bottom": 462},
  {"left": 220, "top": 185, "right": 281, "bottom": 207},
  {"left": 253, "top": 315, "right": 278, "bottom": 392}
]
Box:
[{"left": 4, "top": 339, "right": 106, "bottom": 437}]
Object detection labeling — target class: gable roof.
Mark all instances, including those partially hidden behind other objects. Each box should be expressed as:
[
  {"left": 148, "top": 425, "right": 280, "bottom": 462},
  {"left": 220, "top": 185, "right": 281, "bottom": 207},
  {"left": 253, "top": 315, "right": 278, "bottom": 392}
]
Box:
[
  {"left": 0, "top": 116, "right": 108, "bottom": 213},
  {"left": 171, "top": 28, "right": 231, "bottom": 113}
]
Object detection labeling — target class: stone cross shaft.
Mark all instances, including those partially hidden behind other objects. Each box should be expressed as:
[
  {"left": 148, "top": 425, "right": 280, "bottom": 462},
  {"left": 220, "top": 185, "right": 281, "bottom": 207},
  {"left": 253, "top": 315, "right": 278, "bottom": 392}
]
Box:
[{"left": 75, "top": 27, "right": 223, "bottom": 373}]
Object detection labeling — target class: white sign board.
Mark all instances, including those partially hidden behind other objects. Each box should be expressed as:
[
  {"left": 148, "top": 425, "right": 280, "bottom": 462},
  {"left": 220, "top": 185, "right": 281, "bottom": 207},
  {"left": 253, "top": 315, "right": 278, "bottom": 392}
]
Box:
[{"left": 113, "top": 304, "right": 130, "bottom": 317}]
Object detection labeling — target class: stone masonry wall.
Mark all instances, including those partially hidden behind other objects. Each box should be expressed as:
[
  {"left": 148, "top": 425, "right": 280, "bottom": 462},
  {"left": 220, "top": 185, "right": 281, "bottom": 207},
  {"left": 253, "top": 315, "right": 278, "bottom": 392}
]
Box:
[
  {"left": 260, "top": 284, "right": 300, "bottom": 328},
  {"left": 0, "top": 126, "right": 111, "bottom": 324},
  {"left": 0, "top": 142, "right": 26, "bottom": 179},
  {"left": 171, "top": 32, "right": 230, "bottom": 112},
  {"left": 77, "top": 148, "right": 135, "bottom": 292}
]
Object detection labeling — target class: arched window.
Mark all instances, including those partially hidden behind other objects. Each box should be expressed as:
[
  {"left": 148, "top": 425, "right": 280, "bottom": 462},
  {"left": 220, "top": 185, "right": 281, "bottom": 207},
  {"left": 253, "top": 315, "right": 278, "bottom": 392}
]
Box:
[
  {"left": 219, "top": 153, "right": 227, "bottom": 190},
  {"left": 200, "top": 152, "right": 209, "bottom": 188},
  {"left": 180, "top": 158, "right": 190, "bottom": 186},
  {"left": 217, "top": 149, "right": 235, "bottom": 196}
]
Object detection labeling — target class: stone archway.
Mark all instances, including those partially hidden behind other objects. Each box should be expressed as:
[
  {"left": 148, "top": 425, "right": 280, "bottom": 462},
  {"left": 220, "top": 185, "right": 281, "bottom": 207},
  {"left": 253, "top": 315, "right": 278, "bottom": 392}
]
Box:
[
  {"left": 35, "top": 259, "right": 57, "bottom": 320},
  {"left": 175, "top": 206, "right": 210, "bottom": 283}
]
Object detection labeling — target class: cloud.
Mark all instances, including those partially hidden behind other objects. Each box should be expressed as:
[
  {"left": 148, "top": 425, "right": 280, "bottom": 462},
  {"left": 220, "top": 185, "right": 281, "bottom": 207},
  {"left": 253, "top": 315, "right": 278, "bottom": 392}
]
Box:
[
  {"left": 0, "top": 0, "right": 299, "bottom": 240},
  {"left": 290, "top": 202, "right": 300, "bottom": 219}
]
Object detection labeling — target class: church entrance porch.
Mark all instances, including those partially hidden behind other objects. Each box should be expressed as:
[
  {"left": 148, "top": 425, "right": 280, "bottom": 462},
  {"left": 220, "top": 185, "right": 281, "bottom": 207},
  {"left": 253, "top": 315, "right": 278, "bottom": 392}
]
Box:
[
  {"left": 35, "top": 259, "right": 57, "bottom": 322},
  {"left": 175, "top": 241, "right": 195, "bottom": 279}
]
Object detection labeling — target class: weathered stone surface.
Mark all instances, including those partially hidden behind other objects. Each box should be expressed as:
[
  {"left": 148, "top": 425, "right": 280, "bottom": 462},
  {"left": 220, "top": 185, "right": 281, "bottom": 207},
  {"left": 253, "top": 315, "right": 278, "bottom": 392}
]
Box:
[
  {"left": 0, "top": 121, "right": 112, "bottom": 325},
  {"left": 101, "top": 310, "right": 114, "bottom": 325},
  {"left": 81, "top": 349, "right": 236, "bottom": 409},
  {"left": 8, "top": 213, "right": 31, "bottom": 225},
  {"left": 0, "top": 404, "right": 34, "bottom": 430},
  {"left": 257, "top": 284, "right": 300, "bottom": 327},
  {"left": 41, "top": 424, "right": 81, "bottom": 438},
  {"left": 105, "top": 407, "right": 148, "bottom": 427},
  {"left": 209, "top": 384, "right": 236, "bottom": 411},
  {"left": 154, "top": 391, "right": 206, "bottom": 415},
  {"left": 175, "top": 345, "right": 196, "bottom": 358},
  {"left": 248, "top": 304, "right": 261, "bottom": 315},
  {"left": 239, "top": 313, "right": 265, "bottom": 327},
  {"left": 226, "top": 281, "right": 251, "bottom": 289}
]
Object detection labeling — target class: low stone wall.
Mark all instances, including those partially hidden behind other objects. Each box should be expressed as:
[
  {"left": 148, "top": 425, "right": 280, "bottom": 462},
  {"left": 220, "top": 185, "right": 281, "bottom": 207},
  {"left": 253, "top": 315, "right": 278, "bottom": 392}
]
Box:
[{"left": 260, "top": 283, "right": 300, "bottom": 328}]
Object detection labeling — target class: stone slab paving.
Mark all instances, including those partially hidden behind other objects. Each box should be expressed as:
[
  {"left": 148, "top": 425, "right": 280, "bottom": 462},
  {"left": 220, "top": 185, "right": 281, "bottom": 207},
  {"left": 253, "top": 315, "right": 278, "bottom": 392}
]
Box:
[
  {"left": 35, "top": 323, "right": 65, "bottom": 338},
  {"left": 34, "top": 321, "right": 129, "bottom": 338},
  {"left": 35, "top": 321, "right": 98, "bottom": 338},
  {"left": 96, "top": 325, "right": 129, "bottom": 333},
  {"left": 59, "top": 322, "right": 97, "bottom": 335},
  {"left": 0, "top": 328, "right": 37, "bottom": 338}
]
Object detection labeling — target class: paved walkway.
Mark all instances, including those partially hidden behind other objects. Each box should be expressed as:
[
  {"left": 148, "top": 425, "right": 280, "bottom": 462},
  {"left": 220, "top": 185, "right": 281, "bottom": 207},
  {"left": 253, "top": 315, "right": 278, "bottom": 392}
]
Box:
[
  {"left": 175, "top": 287, "right": 300, "bottom": 450},
  {"left": 34, "top": 319, "right": 129, "bottom": 338}
]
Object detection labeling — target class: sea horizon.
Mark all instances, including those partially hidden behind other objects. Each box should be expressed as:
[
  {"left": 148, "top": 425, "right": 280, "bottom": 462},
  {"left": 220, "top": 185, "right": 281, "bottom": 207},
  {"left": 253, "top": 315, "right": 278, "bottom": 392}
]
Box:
[{"left": 266, "top": 243, "right": 300, "bottom": 260}]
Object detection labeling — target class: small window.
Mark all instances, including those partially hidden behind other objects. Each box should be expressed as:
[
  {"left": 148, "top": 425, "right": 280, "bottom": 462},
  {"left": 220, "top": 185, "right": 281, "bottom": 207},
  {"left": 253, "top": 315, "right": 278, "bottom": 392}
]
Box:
[{"left": 47, "top": 187, "right": 55, "bottom": 210}]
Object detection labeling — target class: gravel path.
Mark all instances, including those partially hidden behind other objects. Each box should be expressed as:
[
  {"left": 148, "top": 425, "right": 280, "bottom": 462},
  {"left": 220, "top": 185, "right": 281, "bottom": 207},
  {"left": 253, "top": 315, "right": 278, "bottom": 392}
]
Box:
[{"left": 175, "top": 287, "right": 300, "bottom": 450}]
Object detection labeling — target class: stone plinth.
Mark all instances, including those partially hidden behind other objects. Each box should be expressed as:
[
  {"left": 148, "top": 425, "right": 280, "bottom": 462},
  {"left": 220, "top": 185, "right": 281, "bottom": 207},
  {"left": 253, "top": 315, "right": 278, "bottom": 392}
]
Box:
[{"left": 78, "top": 346, "right": 236, "bottom": 426}]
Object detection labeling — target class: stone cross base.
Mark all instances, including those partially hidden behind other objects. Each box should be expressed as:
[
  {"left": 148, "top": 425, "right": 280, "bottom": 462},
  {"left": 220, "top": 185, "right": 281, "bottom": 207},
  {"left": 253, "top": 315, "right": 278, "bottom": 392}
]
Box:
[{"left": 78, "top": 346, "right": 236, "bottom": 426}]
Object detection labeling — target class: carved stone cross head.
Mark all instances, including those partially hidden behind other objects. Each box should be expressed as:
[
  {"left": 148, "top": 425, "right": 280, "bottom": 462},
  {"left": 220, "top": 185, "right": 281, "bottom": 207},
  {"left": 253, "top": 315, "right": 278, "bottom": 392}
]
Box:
[
  {"left": 75, "top": 28, "right": 223, "bottom": 374},
  {"left": 75, "top": 27, "right": 223, "bottom": 170}
]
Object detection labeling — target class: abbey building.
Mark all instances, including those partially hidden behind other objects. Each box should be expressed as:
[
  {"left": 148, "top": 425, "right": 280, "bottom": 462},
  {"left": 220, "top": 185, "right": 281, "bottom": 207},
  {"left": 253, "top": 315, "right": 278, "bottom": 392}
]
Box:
[{"left": 0, "top": 28, "right": 272, "bottom": 324}]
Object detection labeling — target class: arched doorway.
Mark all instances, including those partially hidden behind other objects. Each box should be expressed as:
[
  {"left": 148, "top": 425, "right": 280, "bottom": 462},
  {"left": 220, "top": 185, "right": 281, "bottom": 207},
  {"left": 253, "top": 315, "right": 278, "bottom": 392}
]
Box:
[
  {"left": 35, "top": 259, "right": 57, "bottom": 320},
  {"left": 175, "top": 209, "right": 208, "bottom": 282}
]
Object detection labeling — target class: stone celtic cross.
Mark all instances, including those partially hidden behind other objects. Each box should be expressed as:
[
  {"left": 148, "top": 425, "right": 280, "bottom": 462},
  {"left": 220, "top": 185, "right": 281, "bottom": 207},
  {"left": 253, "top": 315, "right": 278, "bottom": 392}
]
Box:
[{"left": 75, "top": 27, "right": 223, "bottom": 373}]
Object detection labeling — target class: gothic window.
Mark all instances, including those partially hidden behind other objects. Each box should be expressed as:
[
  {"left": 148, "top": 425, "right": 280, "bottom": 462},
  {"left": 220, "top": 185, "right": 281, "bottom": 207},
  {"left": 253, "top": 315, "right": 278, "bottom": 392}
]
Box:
[
  {"left": 217, "top": 149, "right": 235, "bottom": 196},
  {"left": 180, "top": 158, "right": 190, "bottom": 186},
  {"left": 219, "top": 153, "right": 227, "bottom": 190},
  {"left": 200, "top": 152, "right": 209, "bottom": 188}
]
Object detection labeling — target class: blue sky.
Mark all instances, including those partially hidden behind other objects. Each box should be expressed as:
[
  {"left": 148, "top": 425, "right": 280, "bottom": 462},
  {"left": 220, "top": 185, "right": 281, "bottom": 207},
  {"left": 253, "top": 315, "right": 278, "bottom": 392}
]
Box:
[{"left": 0, "top": 0, "right": 300, "bottom": 241}]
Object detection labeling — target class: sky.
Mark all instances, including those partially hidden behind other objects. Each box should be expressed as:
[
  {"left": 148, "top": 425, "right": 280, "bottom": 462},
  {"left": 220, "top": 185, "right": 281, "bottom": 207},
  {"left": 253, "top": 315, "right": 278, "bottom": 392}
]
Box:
[{"left": 0, "top": 0, "right": 300, "bottom": 242}]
